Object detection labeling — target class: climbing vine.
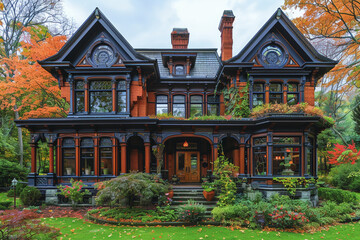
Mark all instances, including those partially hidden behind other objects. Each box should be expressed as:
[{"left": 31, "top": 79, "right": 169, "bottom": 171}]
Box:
[
  {"left": 273, "top": 177, "right": 316, "bottom": 196},
  {"left": 222, "top": 83, "right": 250, "bottom": 118}
]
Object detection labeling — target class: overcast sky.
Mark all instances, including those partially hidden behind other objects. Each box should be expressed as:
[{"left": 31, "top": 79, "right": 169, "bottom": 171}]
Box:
[{"left": 62, "top": 0, "right": 287, "bottom": 54}]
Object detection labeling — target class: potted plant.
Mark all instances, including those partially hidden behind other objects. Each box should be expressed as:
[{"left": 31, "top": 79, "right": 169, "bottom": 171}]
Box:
[
  {"left": 281, "top": 154, "right": 294, "bottom": 175},
  {"left": 202, "top": 181, "right": 216, "bottom": 201},
  {"left": 167, "top": 185, "right": 174, "bottom": 199},
  {"left": 85, "top": 167, "right": 91, "bottom": 175},
  {"left": 103, "top": 168, "right": 109, "bottom": 175},
  {"left": 66, "top": 167, "right": 72, "bottom": 175}
]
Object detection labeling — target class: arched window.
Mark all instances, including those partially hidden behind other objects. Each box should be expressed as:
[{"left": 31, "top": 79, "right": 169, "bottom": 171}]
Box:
[
  {"left": 75, "top": 80, "right": 85, "bottom": 113},
  {"left": 62, "top": 138, "right": 75, "bottom": 176},
  {"left": 190, "top": 95, "right": 203, "bottom": 117},
  {"left": 80, "top": 138, "right": 94, "bottom": 176},
  {"left": 287, "top": 83, "right": 299, "bottom": 105},
  {"left": 173, "top": 95, "right": 186, "bottom": 117},
  {"left": 175, "top": 65, "right": 185, "bottom": 75},
  {"left": 269, "top": 83, "right": 283, "bottom": 104},
  {"left": 100, "top": 138, "right": 113, "bottom": 175},
  {"left": 156, "top": 95, "right": 168, "bottom": 115},
  {"left": 207, "top": 95, "right": 220, "bottom": 116},
  {"left": 253, "top": 83, "right": 265, "bottom": 107}
]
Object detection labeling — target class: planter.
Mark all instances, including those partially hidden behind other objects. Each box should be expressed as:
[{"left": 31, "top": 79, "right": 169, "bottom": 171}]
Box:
[
  {"left": 203, "top": 190, "right": 215, "bottom": 201},
  {"left": 103, "top": 168, "right": 109, "bottom": 175},
  {"left": 66, "top": 168, "right": 72, "bottom": 175},
  {"left": 85, "top": 168, "right": 91, "bottom": 175},
  {"left": 281, "top": 168, "right": 294, "bottom": 176},
  {"left": 167, "top": 190, "right": 174, "bottom": 199}
]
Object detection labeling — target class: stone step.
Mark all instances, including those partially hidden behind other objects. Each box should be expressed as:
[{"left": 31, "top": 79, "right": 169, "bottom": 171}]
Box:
[
  {"left": 172, "top": 196, "right": 205, "bottom": 200},
  {"left": 171, "top": 200, "right": 217, "bottom": 205}
]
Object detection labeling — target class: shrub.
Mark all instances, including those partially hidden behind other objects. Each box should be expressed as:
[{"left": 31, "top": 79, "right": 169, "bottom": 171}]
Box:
[
  {"left": 318, "top": 187, "right": 358, "bottom": 204},
  {"left": 7, "top": 183, "right": 27, "bottom": 197},
  {"left": 319, "top": 201, "right": 354, "bottom": 222},
  {"left": 329, "top": 161, "right": 360, "bottom": 190},
  {"left": 0, "top": 159, "right": 28, "bottom": 188},
  {"left": 57, "top": 178, "right": 90, "bottom": 208},
  {"left": 19, "top": 186, "right": 41, "bottom": 206},
  {"left": 177, "top": 200, "right": 206, "bottom": 224},
  {"left": 269, "top": 206, "right": 309, "bottom": 229},
  {"left": 95, "top": 172, "right": 169, "bottom": 207},
  {"left": 0, "top": 209, "right": 60, "bottom": 239},
  {"left": 0, "top": 201, "right": 12, "bottom": 210},
  {"left": 212, "top": 204, "right": 250, "bottom": 224}
]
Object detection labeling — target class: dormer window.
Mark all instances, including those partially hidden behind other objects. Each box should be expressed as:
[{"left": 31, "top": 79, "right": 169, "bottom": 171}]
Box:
[{"left": 175, "top": 64, "right": 185, "bottom": 76}]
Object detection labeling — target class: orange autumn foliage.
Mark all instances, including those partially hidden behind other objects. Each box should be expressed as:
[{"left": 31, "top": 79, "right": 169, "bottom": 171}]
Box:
[
  {"left": 0, "top": 27, "right": 68, "bottom": 119},
  {"left": 283, "top": 1, "right": 360, "bottom": 88}
]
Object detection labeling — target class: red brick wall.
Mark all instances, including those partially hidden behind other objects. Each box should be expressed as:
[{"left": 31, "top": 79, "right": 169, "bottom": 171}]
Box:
[{"left": 304, "top": 82, "right": 315, "bottom": 106}]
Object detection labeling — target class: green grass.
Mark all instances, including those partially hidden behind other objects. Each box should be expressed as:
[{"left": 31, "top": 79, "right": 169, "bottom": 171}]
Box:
[
  {"left": 44, "top": 217, "right": 360, "bottom": 240},
  {"left": 0, "top": 191, "right": 22, "bottom": 207}
]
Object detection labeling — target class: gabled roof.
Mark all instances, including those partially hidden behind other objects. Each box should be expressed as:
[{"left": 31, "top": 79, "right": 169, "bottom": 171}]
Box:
[
  {"left": 39, "top": 8, "right": 153, "bottom": 66},
  {"left": 226, "top": 8, "right": 337, "bottom": 65}
]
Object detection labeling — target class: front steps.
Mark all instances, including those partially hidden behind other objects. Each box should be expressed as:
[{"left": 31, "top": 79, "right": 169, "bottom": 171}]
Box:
[{"left": 170, "top": 185, "right": 217, "bottom": 219}]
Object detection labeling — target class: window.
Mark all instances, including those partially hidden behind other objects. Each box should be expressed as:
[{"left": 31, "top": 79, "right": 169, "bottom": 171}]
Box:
[
  {"left": 272, "top": 137, "right": 301, "bottom": 176},
  {"left": 174, "top": 65, "right": 185, "bottom": 75},
  {"left": 261, "top": 44, "right": 286, "bottom": 67},
  {"left": 156, "top": 95, "right": 168, "bottom": 115},
  {"left": 117, "top": 80, "right": 127, "bottom": 113},
  {"left": 253, "top": 137, "right": 267, "bottom": 175},
  {"left": 253, "top": 83, "right": 265, "bottom": 107},
  {"left": 306, "top": 137, "right": 314, "bottom": 176},
  {"left": 89, "top": 80, "right": 112, "bottom": 113},
  {"left": 80, "top": 138, "right": 94, "bottom": 176},
  {"left": 173, "top": 95, "right": 186, "bottom": 117},
  {"left": 75, "top": 80, "right": 85, "bottom": 113},
  {"left": 269, "top": 83, "right": 283, "bottom": 104},
  {"left": 62, "top": 138, "right": 75, "bottom": 176},
  {"left": 190, "top": 95, "right": 203, "bottom": 117},
  {"left": 207, "top": 95, "right": 220, "bottom": 116},
  {"left": 100, "top": 138, "right": 112, "bottom": 175},
  {"left": 287, "top": 83, "right": 299, "bottom": 105}
]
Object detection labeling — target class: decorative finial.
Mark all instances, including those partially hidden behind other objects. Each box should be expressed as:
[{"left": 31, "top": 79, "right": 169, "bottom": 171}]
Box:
[
  {"left": 276, "top": 8, "right": 282, "bottom": 20},
  {"left": 95, "top": 8, "right": 100, "bottom": 19}
]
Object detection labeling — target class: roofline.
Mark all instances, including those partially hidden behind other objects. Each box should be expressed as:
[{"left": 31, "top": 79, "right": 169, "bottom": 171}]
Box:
[{"left": 135, "top": 48, "right": 218, "bottom": 52}]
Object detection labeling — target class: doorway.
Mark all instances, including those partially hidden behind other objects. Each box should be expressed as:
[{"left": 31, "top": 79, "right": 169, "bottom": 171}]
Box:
[{"left": 176, "top": 151, "right": 200, "bottom": 182}]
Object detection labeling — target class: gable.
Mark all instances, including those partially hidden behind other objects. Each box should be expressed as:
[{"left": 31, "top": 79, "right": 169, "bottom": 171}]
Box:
[
  {"left": 227, "top": 9, "right": 337, "bottom": 68},
  {"left": 40, "top": 8, "right": 151, "bottom": 68}
]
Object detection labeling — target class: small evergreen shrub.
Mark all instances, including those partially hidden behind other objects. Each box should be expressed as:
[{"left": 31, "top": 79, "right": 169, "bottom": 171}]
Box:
[
  {"left": 20, "top": 186, "right": 41, "bottom": 206},
  {"left": 7, "top": 183, "right": 27, "bottom": 197},
  {"left": 329, "top": 162, "right": 360, "bottom": 190},
  {"left": 212, "top": 204, "right": 251, "bottom": 224},
  {"left": 0, "top": 159, "right": 28, "bottom": 187},
  {"left": 318, "top": 187, "right": 358, "bottom": 204},
  {"left": 177, "top": 200, "right": 206, "bottom": 224},
  {"left": 0, "top": 201, "right": 12, "bottom": 210}
]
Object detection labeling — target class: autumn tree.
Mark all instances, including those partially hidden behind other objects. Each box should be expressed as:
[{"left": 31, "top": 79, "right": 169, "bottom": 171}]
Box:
[
  {"left": 352, "top": 96, "right": 360, "bottom": 136},
  {"left": 0, "top": 0, "right": 73, "bottom": 166}
]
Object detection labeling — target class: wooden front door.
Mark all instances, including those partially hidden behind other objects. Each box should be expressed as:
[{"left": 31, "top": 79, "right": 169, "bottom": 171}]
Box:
[{"left": 176, "top": 151, "right": 200, "bottom": 182}]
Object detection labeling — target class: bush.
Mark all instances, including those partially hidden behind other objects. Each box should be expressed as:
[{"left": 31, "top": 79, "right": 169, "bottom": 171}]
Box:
[
  {"left": 319, "top": 201, "right": 354, "bottom": 222},
  {"left": 318, "top": 187, "right": 358, "bottom": 204},
  {"left": 57, "top": 178, "right": 90, "bottom": 208},
  {"left": 177, "top": 200, "right": 206, "bottom": 224},
  {"left": 95, "top": 172, "right": 169, "bottom": 207},
  {"left": 0, "top": 159, "right": 28, "bottom": 188},
  {"left": 329, "top": 162, "right": 360, "bottom": 190},
  {"left": 0, "top": 201, "right": 12, "bottom": 210},
  {"left": 20, "top": 186, "right": 41, "bottom": 206},
  {"left": 7, "top": 183, "right": 27, "bottom": 197},
  {"left": 212, "top": 204, "right": 250, "bottom": 224},
  {"left": 0, "top": 209, "right": 60, "bottom": 239},
  {"left": 269, "top": 206, "right": 309, "bottom": 229}
]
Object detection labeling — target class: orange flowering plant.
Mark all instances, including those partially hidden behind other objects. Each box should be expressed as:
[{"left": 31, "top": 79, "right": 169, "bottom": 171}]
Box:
[
  {"left": 57, "top": 178, "right": 90, "bottom": 207},
  {"left": 328, "top": 141, "right": 360, "bottom": 165}
]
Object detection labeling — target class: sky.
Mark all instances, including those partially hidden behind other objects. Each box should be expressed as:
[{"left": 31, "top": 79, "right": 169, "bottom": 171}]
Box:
[{"left": 62, "top": 0, "right": 287, "bottom": 54}]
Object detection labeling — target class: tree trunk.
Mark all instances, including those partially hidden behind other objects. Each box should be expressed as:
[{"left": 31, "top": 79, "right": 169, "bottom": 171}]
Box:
[{"left": 14, "top": 105, "right": 24, "bottom": 167}]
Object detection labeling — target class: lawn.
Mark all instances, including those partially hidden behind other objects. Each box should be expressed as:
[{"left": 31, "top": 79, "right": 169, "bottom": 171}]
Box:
[
  {"left": 44, "top": 217, "right": 360, "bottom": 240},
  {"left": 0, "top": 191, "right": 22, "bottom": 207}
]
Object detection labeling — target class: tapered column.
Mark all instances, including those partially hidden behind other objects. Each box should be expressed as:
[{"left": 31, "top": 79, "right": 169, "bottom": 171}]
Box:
[
  {"left": 233, "top": 148, "right": 240, "bottom": 173},
  {"left": 48, "top": 143, "right": 54, "bottom": 174},
  {"left": 213, "top": 145, "right": 218, "bottom": 171},
  {"left": 120, "top": 143, "right": 127, "bottom": 174},
  {"left": 30, "top": 143, "right": 37, "bottom": 173},
  {"left": 75, "top": 137, "right": 80, "bottom": 176},
  {"left": 112, "top": 138, "right": 118, "bottom": 176},
  {"left": 144, "top": 143, "right": 151, "bottom": 173},
  {"left": 94, "top": 136, "right": 99, "bottom": 176}
]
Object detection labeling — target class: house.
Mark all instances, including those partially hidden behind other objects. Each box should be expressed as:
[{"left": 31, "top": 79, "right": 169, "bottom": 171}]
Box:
[{"left": 16, "top": 8, "right": 336, "bottom": 201}]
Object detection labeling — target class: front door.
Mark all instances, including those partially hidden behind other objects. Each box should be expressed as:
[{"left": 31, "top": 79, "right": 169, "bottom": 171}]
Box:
[{"left": 176, "top": 151, "right": 200, "bottom": 182}]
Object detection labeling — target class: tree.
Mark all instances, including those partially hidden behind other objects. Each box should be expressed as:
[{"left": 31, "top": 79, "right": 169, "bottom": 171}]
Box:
[
  {"left": 352, "top": 96, "right": 360, "bottom": 136},
  {"left": 0, "top": 0, "right": 73, "bottom": 166},
  {"left": 283, "top": 1, "right": 360, "bottom": 87}
]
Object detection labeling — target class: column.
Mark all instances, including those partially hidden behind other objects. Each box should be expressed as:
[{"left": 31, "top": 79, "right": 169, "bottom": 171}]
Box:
[
  {"left": 112, "top": 78, "right": 117, "bottom": 113},
  {"left": 239, "top": 144, "right": 245, "bottom": 174},
  {"left": 267, "top": 132, "right": 273, "bottom": 176},
  {"left": 265, "top": 82, "right": 270, "bottom": 104},
  {"left": 84, "top": 77, "right": 89, "bottom": 113},
  {"left": 30, "top": 143, "right": 37, "bottom": 173},
  {"left": 120, "top": 143, "right": 127, "bottom": 174},
  {"left": 112, "top": 137, "right": 118, "bottom": 176},
  {"left": 144, "top": 142, "right": 151, "bottom": 173},
  {"left": 283, "top": 82, "right": 288, "bottom": 104},
  {"left": 57, "top": 138, "right": 61, "bottom": 176},
  {"left": 213, "top": 144, "right": 218, "bottom": 171},
  {"left": 94, "top": 136, "right": 99, "bottom": 176},
  {"left": 233, "top": 147, "right": 240, "bottom": 173},
  {"left": 69, "top": 74, "right": 74, "bottom": 115},
  {"left": 75, "top": 137, "right": 80, "bottom": 176},
  {"left": 48, "top": 143, "right": 54, "bottom": 174}
]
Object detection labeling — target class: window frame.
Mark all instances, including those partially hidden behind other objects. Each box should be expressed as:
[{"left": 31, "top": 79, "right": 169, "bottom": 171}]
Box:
[
  {"left": 172, "top": 95, "right": 186, "bottom": 118},
  {"left": 80, "top": 138, "right": 95, "bottom": 176},
  {"left": 62, "top": 138, "right": 76, "bottom": 176},
  {"left": 89, "top": 79, "right": 113, "bottom": 113},
  {"left": 117, "top": 80, "right": 127, "bottom": 113},
  {"left": 190, "top": 95, "right": 203, "bottom": 117},
  {"left": 74, "top": 80, "right": 85, "bottom": 113},
  {"left": 253, "top": 136, "right": 267, "bottom": 176},
  {"left": 156, "top": 95, "right": 169, "bottom": 115},
  {"left": 287, "top": 82, "right": 299, "bottom": 106},
  {"left": 252, "top": 82, "right": 265, "bottom": 107},
  {"left": 99, "top": 137, "right": 113, "bottom": 176},
  {"left": 207, "top": 95, "right": 220, "bottom": 116},
  {"left": 173, "top": 64, "right": 186, "bottom": 76},
  {"left": 269, "top": 82, "right": 283, "bottom": 104}
]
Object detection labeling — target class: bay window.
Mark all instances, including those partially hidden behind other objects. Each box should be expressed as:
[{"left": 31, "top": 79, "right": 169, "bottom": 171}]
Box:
[{"left": 272, "top": 136, "right": 301, "bottom": 176}]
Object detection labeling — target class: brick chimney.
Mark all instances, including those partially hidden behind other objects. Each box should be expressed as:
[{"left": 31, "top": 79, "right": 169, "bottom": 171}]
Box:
[
  {"left": 171, "top": 28, "right": 189, "bottom": 49},
  {"left": 219, "top": 10, "right": 235, "bottom": 61}
]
